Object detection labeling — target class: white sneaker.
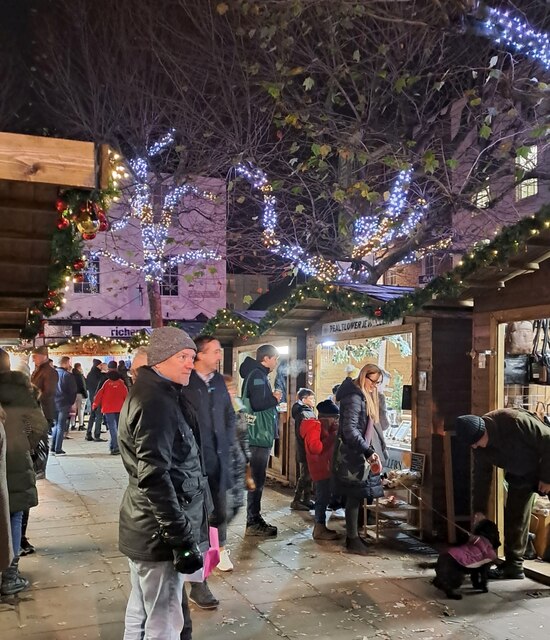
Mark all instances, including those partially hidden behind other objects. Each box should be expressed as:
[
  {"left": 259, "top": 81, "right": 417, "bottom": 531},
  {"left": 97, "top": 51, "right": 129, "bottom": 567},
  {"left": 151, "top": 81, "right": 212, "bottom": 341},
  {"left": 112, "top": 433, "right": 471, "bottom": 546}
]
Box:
[
  {"left": 330, "top": 508, "right": 346, "bottom": 519},
  {"left": 217, "top": 548, "right": 234, "bottom": 572}
]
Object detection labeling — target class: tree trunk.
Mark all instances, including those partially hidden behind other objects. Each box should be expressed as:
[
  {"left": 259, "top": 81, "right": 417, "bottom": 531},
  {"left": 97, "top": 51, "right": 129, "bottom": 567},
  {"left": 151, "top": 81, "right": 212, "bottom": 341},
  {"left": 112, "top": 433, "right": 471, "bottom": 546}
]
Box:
[{"left": 147, "top": 281, "right": 163, "bottom": 328}]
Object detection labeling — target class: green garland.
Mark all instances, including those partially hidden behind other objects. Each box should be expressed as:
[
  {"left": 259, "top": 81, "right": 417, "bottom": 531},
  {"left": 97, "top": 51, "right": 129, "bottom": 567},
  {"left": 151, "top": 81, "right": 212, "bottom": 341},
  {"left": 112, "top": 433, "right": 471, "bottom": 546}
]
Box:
[
  {"left": 21, "top": 186, "right": 119, "bottom": 340},
  {"left": 203, "top": 204, "right": 550, "bottom": 338}
]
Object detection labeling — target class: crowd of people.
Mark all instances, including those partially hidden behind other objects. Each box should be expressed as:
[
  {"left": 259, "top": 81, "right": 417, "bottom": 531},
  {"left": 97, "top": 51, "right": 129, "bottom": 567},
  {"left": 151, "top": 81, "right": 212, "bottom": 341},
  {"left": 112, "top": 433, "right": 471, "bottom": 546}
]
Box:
[{"left": 1, "top": 327, "right": 550, "bottom": 639}]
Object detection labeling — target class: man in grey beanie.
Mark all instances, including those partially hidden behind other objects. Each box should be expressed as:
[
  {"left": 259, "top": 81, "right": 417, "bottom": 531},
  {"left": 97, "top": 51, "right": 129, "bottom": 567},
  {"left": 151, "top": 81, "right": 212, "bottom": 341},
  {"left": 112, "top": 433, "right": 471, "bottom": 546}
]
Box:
[
  {"left": 456, "top": 408, "right": 550, "bottom": 579},
  {"left": 118, "top": 327, "right": 209, "bottom": 639}
]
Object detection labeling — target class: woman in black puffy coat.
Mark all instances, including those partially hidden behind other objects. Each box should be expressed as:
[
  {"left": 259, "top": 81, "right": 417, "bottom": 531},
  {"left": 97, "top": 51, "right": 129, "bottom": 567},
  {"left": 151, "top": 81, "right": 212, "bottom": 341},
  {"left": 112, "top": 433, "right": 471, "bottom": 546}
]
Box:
[{"left": 333, "top": 364, "right": 383, "bottom": 556}]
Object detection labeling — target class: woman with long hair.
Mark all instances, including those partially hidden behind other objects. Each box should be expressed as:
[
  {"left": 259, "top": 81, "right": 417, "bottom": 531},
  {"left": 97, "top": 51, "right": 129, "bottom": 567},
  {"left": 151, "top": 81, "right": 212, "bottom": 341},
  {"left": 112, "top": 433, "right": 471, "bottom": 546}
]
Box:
[{"left": 333, "top": 363, "right": 382, "bottom": 555}]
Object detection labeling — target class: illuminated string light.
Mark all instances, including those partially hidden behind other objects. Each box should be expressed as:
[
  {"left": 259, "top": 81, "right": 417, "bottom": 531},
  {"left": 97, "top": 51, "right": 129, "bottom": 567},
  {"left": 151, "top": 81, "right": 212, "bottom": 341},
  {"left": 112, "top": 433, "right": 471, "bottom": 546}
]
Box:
[
  {"left": 483, "top": 8, "right": 550, "bottom": 70},
  {"left": 103, "top": 133, "right": 220, "bottom": 282}
]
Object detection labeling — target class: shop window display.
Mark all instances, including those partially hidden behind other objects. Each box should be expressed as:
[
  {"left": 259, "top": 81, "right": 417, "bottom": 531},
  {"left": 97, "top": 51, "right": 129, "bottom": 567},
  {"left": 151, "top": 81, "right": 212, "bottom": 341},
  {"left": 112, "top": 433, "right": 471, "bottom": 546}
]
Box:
[{"left": 315, "top": 332, "right": 413, "bottom": 463}]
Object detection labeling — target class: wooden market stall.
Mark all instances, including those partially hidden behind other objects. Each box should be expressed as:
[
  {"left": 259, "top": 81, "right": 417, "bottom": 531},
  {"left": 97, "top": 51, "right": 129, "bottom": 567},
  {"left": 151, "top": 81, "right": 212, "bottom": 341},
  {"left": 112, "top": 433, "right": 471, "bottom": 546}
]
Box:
[
  {"left": 460, "top": 225, "right": 550, "bottom": 581},
  {"left": 0, "top": 131, "right": 109, "bottom": 341},
  {"left": 221, "top": 284, "right": 473, "bottom": 539}
]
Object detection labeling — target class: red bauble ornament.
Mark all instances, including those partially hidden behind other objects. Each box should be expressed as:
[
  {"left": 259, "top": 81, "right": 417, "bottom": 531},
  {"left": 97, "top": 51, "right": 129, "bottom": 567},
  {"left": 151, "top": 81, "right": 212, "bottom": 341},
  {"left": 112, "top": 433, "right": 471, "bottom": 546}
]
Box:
[
  {"left": 374, "top": 308, "right": 383, "bottom": 317},
  {"left": 56, "top": 198, "right": 67, "bottom": 213},
  {"left": 73, "top": 273, "right": 85, "bottom": 283},
  {"left": 98, "top": 219, "right": 109, "bottom": 232},
  {"left": 57, "top": 217, "right": 70, "bottom": 230},
  {"left": 44, "top": 300, "right": 55, "bottom": 309},
  {"left": 48, "top": 290, "right": 57, "bottom": 297},
  {"left": 73, "top": 259, "right": 86, "bottom": 271},
  {"left": 82, "top": 232, "right": 97, "bottom": 241}
]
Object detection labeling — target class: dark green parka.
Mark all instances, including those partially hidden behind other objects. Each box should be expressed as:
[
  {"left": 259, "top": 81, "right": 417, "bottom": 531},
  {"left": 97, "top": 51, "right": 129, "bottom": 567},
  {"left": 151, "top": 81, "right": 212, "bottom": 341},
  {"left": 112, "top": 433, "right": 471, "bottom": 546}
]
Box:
[
  {"left": 473, "top": 408, "right": 550, "bottom": 513},
  {"left": 0, "top": 371, "right": 48, "bottom": 513}
]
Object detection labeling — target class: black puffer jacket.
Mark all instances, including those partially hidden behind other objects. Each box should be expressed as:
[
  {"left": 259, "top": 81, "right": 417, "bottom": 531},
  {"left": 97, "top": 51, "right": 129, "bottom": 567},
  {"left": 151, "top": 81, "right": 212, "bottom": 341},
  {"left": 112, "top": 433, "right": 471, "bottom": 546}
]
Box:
[
  {"left": 333, "top": 377, "right": 377, "bottom": 499},
  {"left": 118, "top": 366, "right": 210, "bottom": 562}
]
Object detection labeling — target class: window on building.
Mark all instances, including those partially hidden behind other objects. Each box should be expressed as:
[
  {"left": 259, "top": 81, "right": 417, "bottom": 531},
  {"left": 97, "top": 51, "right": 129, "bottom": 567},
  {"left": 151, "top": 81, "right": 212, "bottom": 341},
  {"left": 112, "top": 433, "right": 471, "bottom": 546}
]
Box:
[
  {"left": 161, "top": 264, "right": 179, "bottom": 296},
  {"left": 515, "top": 146, "right": 538, "bottom": 201},
  {"left": 385, "top": 270, "right": 397, "bottom": 286},
  {"left": 74, "top": 255, "right": 100, "bottom": 294},
  {"left": 423, "top": 255, "right": 435, "bottom": 279},
  {"left": 472, "top": 183, "right": 491, "bottom": 208}
]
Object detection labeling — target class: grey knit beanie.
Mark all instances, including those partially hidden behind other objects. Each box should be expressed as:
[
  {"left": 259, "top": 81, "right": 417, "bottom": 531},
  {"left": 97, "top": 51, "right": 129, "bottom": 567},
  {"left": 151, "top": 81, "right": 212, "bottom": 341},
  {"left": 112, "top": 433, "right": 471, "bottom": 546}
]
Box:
[
  {"left": 147, "top": 327, "right": 196, "bottom": 366},
  {"left": 455, "top": 414, "right": 486, "bottom": 445}
]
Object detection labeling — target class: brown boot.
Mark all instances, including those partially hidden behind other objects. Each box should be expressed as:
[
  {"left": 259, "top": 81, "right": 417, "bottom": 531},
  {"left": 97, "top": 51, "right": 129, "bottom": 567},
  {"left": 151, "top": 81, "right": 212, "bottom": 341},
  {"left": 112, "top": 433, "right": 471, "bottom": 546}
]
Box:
[{"left": 313, "top": 523, "right": 340, "bottom": 540}]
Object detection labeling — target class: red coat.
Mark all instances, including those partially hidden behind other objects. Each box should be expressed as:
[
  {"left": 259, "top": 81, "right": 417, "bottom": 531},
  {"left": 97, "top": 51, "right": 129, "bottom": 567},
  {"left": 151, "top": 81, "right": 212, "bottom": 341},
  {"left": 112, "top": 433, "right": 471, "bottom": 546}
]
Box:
[
  {"left": 92, "top": 378, "right": 128, "bottom": 414},
  {"left": 300, "top": 417, "right": 338, "bottom": 481}
]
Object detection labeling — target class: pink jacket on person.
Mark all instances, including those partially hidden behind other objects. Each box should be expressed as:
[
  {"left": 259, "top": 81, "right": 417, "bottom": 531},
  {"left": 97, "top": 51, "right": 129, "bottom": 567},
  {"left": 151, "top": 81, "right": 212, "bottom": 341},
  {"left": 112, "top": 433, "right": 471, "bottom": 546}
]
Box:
[{"left": 447, "top": 535, "right": 497, "bottom": 568}]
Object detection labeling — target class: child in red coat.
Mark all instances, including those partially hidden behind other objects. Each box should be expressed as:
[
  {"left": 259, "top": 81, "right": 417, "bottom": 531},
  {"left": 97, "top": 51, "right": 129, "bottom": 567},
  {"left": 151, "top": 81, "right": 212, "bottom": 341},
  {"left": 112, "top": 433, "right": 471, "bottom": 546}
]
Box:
[{"left": 300, "top": 400, "right": 340, "bottom": 540}]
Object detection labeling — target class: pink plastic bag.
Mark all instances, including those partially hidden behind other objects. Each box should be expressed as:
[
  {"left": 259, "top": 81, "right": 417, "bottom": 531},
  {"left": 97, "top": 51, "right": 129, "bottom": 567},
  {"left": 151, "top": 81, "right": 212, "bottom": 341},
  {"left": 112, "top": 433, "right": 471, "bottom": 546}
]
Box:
[
  {"left": 185, "top": 527, "right": 220, "bottom": 582},
  {"left": 202, "top": 526, "right": 220, "bottom": 579}
]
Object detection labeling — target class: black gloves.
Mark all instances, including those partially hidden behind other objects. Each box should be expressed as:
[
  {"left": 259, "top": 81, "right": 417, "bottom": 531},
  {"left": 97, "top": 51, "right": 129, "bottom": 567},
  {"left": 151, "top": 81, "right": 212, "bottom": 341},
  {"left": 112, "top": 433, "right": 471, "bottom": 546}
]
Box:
[
  {"left": 172, "top": 544, "right": 203, "bottom": 574},
  {"left": 155, "top": 526, "right": 203, "bottom": 574}
]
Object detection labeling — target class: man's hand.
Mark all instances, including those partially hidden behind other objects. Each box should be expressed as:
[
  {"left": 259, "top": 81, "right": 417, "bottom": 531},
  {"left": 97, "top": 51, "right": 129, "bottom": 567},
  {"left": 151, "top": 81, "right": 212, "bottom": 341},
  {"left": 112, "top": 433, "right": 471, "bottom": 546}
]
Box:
[
  {"left": 173, "top": 544, "right": 203, "bottom": 575},
  {"left": 366, "top": 453, "right": 379, "bottom": 464},
  {"left": 273, "top": 390, "right": 283, "bottom": 402},
  {"left": 538, "top": 481, "right": 550, "bottom": 494}
]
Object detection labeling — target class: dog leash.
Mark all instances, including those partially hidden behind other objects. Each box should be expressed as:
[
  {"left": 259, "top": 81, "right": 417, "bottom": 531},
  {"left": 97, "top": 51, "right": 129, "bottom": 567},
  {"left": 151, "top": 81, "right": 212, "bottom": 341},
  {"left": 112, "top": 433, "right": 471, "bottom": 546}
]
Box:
[{"left": 392, "top": 478, "right": 474, "bottom": 538}]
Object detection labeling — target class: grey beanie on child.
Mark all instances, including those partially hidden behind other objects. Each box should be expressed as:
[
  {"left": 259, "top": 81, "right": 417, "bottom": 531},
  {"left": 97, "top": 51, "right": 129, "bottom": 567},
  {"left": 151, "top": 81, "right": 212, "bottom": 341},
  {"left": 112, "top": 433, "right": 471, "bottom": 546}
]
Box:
[{"left": 147, "top": 327, "right": 196, "bottom": 366}]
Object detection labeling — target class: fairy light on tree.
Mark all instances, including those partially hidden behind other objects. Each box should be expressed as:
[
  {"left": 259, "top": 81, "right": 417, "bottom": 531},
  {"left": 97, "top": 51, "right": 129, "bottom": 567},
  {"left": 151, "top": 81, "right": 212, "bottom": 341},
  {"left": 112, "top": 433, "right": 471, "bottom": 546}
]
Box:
[{"left": 90, "top": 133, "right": 222, "bottom": 327}]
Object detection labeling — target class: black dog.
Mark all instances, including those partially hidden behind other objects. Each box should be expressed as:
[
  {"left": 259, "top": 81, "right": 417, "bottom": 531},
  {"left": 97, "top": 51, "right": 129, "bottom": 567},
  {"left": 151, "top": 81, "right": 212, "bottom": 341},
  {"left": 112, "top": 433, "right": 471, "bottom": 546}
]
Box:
[{"left": 427, "top": 519, "right": 501, "bottom": 600}]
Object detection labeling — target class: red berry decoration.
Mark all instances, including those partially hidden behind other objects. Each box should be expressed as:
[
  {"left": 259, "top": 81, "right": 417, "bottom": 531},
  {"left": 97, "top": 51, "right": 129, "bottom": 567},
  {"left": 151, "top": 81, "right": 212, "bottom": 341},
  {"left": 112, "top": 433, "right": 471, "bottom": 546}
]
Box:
[
  {"left": 56, "top": 198, "right": 67, "bottom": 213},
  {"left": 73, "top": 273, "right": 85, "bottom": 283},
  {"left": 82, "top": 232, "right": 97, "bottom": 241},
  {"left": 73, "top": 259, "right": 86, "bottom": 271},
  {"left": 57, "top": 217, "right": 70, "bottom": 230},
  {"left": 44, "top": 300, "right": 55, "bottom": 309},
  {"left": 374, "top": 307, "right": 383, "bottom": 317},
  {"left": 48, "top": 290, "right": 57, "bottom": 297},
  {"left": 80, "top": 203, "right": 90, "bottom": 213}
]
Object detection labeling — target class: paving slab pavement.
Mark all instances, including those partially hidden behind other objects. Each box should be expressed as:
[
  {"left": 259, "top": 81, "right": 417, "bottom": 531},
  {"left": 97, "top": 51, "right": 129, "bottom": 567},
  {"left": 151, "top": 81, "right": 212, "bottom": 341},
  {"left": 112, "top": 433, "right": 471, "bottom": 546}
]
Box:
[{"left": 1, "top": 431, "right": 550, "bottom": 639}]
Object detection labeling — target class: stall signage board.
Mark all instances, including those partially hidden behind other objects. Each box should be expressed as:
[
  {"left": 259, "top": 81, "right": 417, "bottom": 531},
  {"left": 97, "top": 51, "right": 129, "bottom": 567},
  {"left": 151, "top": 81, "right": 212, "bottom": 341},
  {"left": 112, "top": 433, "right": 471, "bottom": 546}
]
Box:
[
  {"left": 321, "top": 316, "right": 403, "bottom": 336},
  {"left": 80, "top": 325, "right": 152, "bottom": 338}
]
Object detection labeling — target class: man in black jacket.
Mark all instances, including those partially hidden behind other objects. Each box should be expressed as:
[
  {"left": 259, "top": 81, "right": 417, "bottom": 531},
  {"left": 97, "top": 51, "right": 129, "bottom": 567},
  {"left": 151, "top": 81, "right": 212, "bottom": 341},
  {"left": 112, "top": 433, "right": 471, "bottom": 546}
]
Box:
[
  {"left": 456, "top": 408, "right": 550, "bottom": 580},
  {"left": 181, "top": 336, "right": 235, "bottom": 608},
  {"left": 239, "top": 344, "right": 282, "bottom": 537},
  {"left": 85, "top": 359, "right": 106, "bottom": 442},
  {"left": 118, "top": 327, "right": 207, "bottom": 640}
]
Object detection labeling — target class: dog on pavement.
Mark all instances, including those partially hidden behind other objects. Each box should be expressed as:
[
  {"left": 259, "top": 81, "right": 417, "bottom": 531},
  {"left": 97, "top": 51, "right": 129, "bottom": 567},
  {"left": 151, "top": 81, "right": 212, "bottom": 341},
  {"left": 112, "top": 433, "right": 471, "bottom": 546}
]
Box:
[{"left": 422, "top": 519, "right": 501, "bottom": 600}]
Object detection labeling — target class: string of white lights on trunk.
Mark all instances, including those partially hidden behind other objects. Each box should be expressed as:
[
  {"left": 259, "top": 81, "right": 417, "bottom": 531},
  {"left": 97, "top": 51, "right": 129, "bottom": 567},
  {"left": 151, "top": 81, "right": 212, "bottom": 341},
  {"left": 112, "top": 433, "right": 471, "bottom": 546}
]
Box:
[{"left": 90, "top": 130, "right": 219, "bottom": 282}]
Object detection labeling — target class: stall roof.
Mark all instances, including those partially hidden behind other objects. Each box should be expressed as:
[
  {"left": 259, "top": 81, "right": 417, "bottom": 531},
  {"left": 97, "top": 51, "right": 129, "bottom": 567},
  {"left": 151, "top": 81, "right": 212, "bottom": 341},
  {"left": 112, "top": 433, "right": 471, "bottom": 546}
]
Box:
[
  {"left": 263, "top": 283, "right": 413, "bottom": 336},
  {"left": 0, "top": 132, "right": 109, "bottom": 340},
  {"left": 457, "top": 227, "right": 550, "bottom": 301}
]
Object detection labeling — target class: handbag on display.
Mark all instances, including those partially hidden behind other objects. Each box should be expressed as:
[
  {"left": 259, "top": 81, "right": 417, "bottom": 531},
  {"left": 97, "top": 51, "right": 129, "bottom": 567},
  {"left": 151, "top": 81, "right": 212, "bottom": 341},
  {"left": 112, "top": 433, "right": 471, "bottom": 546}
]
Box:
[
  {"left": 505, "top": 321, "right": 535, "bottom": 355},
  {"left": 504, "top": 354, "right": 529, "bottom": 385},
  {"left": 529, "top": 320, "right": 549, "bottom": 384}
]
